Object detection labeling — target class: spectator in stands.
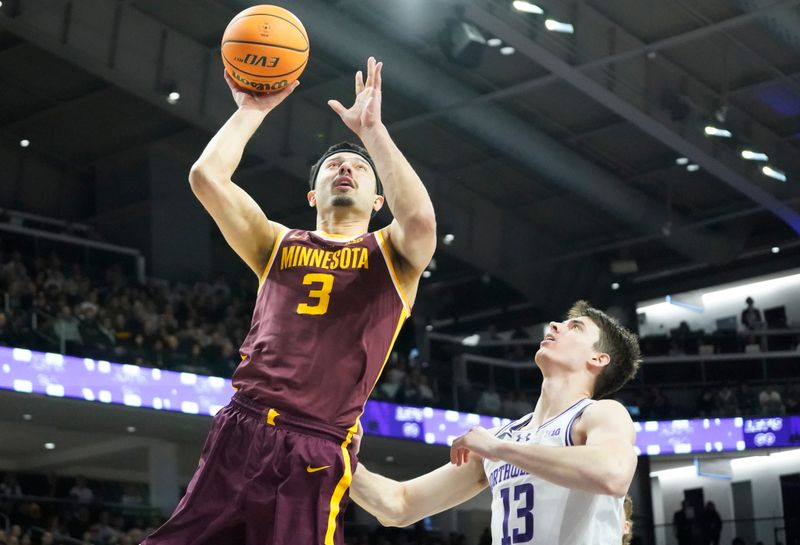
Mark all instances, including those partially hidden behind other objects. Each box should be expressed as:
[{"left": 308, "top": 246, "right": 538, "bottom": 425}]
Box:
[
  {"left": 0, "top": 311, "right": 14, "bottom": 346},
  {"left": 643, "top": 386, "right": 672, "bottom": 420},
  {"left": 68, "top": 476, "right": 94, "bottom": 504},
  {"left": 737, "top": 382, "right": 758, "bottom": 416},
  {"left": 741, "top": 297, "right": 763, "bottom": 331},
  {"left": 702, "top": 501, "right": 722, "bottom": 545},
  {"left": 785, "top": 382, "right": 800, "bottom": 414},
  {"left": 77, "top": 302, "right": 115, "bottom": 358},
  {"left": 475, "top": 384, "right": 502, "bottom": 416},
  {"left": 0, "top": 473, "right": 23, "bottom": 497},
  {"left": 758, "top": 385, "right": 785, "bottom": 415},
  {"left": 715, "top": 383, "right": 740, "bottom": 417},
  {"left": 51, "top": 305, "right": 83, "bottom": 353},
  {"left": 696, "top": 387, "right": 717, "bottom": 417},
  {"left": 673, "top": 501, "right": 692, "bottom": 545}
]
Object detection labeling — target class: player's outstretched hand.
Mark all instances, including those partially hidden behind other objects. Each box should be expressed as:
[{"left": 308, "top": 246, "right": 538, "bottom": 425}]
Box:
[
  {"left": 328, "top": 56, "right": 383, "bottom": 136},
  {"left": 224, "top": 70, "right": 299, "bottom": 112},
  {"left": 450, "top": 427, "right": 500, "bottom": 466}
]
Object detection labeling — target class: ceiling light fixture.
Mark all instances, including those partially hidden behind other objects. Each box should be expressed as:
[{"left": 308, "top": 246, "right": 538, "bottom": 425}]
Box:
[
  {"left": 704, "top": 126, "right": 732, "bottom": 138},
  {"left": 22, "top": 414, "right": 32, "bottom": 421},
  {"left": 611, "top": 282, "right": 620, "bottom": 290},
  {"left": 771, "top": 246, "right": 780, "bottom": 254},
  {"left": 686, "top": 164, "right": 700, "bottom": 172},
  {"left": 487, "top": 38, "right": 502, "bottom": 47},
  {"left": 422, "top": 270, "right": 432, "bottom": 278},
  {"left": 166, "top": 91, "right": 181, "bottom": 104},
  {"left": 44, "top": 442, "right": 55, "bottom": 450},
  {"left": 675, "top": 157, "right": 689, "bottom": 165},
  {"left": 544, "top": 19, "right": 574, "bottom": 33},
  {"left": 19, "top": 139, "right": 30, "bottom": 148},
  {"left": 741, "top": 149, "right": 768, "bottom": 162},
  {"left": 499, "top": 46, "right": 515, "bottom": 55},
  {"left": 762, "top": 165, "right": 786, "bottom": 182},
  {"left": 443, "top": 233, "right": 455, "bottom": 245},
  {"left": 512, "top": 1, "right": 544, "bottom": 14},
  {"left": 126, "top": 426, "right": 137, "bottom": 433}
]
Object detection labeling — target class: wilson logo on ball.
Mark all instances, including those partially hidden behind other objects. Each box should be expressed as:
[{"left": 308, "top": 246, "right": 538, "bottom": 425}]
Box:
[
  {"left": 233, "top": 54, "right": 280, "bottom": 68},
  {"left": 231, "top": 71, "right": 289, "bottom": 92}
]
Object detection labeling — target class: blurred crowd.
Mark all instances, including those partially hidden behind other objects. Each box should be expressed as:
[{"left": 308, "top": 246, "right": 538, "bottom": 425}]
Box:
[
  {"left": 0, "top": 471, "right": 466, "bottom": 545},
  {"left": 1, "top": 240, "right": 798, "bottom": 423}
]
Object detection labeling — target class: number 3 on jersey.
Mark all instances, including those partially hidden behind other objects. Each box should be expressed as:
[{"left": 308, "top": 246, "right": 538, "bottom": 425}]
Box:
[
  {"left": 297, "top": 273, "right": 334, "bottom": 315},
  {"left": 500, "top": 483, "right": 534, "bottom": 545}
]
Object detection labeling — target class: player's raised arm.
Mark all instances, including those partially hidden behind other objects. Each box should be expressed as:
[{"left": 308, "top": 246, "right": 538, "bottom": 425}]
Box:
[
  {"left": 451, "top": 400, "right": 637, "bottom": 497},
  {"left": 328, "top": 57, "right": 437, "bottom": 281},
  {"left": 351, "top": 458, "right": 487, "bottom": 527},
  {"left": 189, "top": 73, "right": 299, "bottom": 277}
]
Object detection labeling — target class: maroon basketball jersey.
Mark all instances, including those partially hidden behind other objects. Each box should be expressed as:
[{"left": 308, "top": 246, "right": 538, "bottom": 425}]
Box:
[{"left": 232, "top": 229, "right": 410, "bottom": 429}]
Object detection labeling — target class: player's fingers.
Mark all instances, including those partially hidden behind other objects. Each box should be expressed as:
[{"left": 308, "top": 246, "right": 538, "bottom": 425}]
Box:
[
  {"left": 327, "top": 100, "right": 347, "bottom": 117},
  {"left": 355, "top": 71, "right": 365, "bottom": 95},
  {"left": 365, "top": 56, "right": 375, "bottom": 88},
  {"left": 373, "top": 61, "right": 382, "bottom": 91}
]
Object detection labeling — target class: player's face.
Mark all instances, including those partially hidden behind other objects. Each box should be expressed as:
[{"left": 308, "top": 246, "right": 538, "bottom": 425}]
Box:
[
  {"left": 535, "top": 316, "right": 603, "bottom": 370},
  {"left": 310, "top": 152, "right": 382, "bottom": 215}
]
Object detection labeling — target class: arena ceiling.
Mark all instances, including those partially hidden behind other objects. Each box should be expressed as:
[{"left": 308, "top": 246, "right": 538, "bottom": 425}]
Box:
[{"left": 1, "top": 0, "right": 799, "bottom": 326}]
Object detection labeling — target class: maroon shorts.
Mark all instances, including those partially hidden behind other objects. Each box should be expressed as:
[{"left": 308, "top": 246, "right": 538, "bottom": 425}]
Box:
[{"left": 142, "top": 393, "right": 358, "bottom": 545}]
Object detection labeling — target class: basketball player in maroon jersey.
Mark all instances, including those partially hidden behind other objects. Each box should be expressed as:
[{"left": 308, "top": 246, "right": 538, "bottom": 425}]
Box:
[{"left": 142, "top": 57, "right": 436, "bottom": 545}]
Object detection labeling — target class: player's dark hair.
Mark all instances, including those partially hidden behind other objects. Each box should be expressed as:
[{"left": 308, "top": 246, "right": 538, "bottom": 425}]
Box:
[
  {"left": 308, "top": 142, "right": 383, "bottom": 195},
  {"left": 567, "top": 300, "right": 641, "bottom": 400}
]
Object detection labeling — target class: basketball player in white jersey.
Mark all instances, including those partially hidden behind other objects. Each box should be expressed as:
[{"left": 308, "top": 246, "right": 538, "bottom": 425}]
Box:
[{"left": 349, "top": 301, "right": 641, "bottom": 545}]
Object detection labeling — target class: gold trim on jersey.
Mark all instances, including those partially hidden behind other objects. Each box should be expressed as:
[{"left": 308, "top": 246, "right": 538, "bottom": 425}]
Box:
[
  {"left": 324, "top": 426, "right": 356, "bottom": 545},
  {"left": 375, "top": 229, "right": 411, "bottom": 317},
  {"left": 258, "top": 229, "right": 289, "bottom": 294}
]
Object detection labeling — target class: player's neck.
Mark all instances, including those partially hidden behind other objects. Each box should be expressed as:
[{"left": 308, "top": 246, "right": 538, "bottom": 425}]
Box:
[
  {"left": 531, "top": 375, "right": 591, "bottom": 427},
  {"left": 315, "top": 211, "right": 371, "bottom": 237}
]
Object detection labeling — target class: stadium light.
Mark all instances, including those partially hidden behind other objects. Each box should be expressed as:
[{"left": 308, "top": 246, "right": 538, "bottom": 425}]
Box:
[
  {"left": 686, "top": 164, "right": 700, "bottom": 172},
  {"left": 487, "top": 38, "right": 502, "bottom": 47},
  {"left": 704, "top": 125, "right": 732, "bottom": 138},
  {"left": 761, "top": 165, "right": 786, "bottom": 182},
  {"left": 545, "top": 19, "right": 574, "bottom": 33},
  {"left": 512, "top": 1, "right": 544, "bottom": 14},
  {"left": 499, "top": 46, "right": 515, "bottom": 55},
  {"left": 740, "top": 149, "right": 768, "bottom": 162},
  {"left": 675, "top": 157, "right": 689, "bottom": 165}
]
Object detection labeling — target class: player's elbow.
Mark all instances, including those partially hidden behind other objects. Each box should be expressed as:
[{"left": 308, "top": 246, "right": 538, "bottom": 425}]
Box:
[{"left": 599, "top": 463, "right": 634, "bottom": 497}]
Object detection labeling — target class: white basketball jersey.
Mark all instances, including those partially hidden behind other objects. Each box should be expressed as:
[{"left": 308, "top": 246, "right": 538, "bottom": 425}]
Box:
[{"left": 483, "top": 398, "right": 623, "bottom": 545}]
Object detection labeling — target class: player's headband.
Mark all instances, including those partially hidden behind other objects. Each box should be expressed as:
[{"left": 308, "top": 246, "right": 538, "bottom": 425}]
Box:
[{"left": 308, "top": 143, "right": 383, "bottom": 196}]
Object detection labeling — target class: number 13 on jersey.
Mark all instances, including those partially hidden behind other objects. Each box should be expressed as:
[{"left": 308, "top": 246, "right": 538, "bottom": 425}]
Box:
[
  {"left": 500, "top": 483, "right": 534, "bottom": 545},
  {"left": 297, "top": 273, "right": 335, "bottom": 315}
]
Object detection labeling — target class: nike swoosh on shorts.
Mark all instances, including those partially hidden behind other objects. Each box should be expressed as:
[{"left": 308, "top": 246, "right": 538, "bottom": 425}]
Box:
[{"left": 306, "top": 465, "right": 331, "bottom": 473}]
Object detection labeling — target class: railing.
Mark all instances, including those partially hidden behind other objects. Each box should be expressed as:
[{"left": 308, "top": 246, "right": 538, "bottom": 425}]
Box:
[
  {"left": 427, "top": 330, "right": 799, "bottom": 411},
  {"left": 652, "top": 516, "right": 787, "bottom": 545}
]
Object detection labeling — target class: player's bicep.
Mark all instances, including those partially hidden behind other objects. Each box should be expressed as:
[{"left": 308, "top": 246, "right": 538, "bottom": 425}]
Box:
[
  {"left": 384, "top": 218, "right": 436, "bottom": 276},
  {"left": 190, "top": 177, "right": 281, "bottom": 276}
]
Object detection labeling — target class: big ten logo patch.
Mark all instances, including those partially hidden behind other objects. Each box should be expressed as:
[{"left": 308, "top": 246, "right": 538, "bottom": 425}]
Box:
[{"left": 235, "top": 53, "right": 280, "bottom": 68}]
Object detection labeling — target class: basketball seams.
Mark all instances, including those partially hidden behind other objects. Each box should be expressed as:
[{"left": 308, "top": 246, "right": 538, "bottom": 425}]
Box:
[
  {"left": 221, "top": 39, "right": 308, "bottom": 54},
  {"left": 225, "top": 13, "right": 309, "bottom": 49}
]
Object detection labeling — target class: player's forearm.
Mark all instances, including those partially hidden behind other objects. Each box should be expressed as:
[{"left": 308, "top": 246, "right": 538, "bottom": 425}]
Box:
[
  {"left": 493, "top": 442, "right": 635, "bottom": 497},
  {"left": 359, "top": 124, "right": 436, "bottom": 234},
  {"left": 190, "top": 108, "right": 269, "bottom": 184},
  {"left": 350, "top": 465, "right": 408, "bottom": 526}
]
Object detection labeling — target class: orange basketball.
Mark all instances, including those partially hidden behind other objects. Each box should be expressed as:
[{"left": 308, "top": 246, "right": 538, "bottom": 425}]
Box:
[{"left": 221, "top": 5, "right": 309, "bottom": 94}]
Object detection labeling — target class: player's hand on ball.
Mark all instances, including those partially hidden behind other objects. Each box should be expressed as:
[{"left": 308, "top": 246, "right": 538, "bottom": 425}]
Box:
[
  {"left": 328, "top": 56, "right": 383, "bottom": 136},
  {"left": 451, "top": 427, "right": 500, "bottom": 466},
  {"left": 224, "top": 70, "right": 299, "bottom": 112}
]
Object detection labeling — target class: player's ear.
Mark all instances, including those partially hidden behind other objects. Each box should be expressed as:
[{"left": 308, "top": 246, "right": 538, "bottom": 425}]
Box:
[
  {"left": 589, "top": 352, "right": 610, "bottom": 370},
  {"left": 307, "top": 190, "right": 317, "bottom": 208},
  {"left": 372, "top": 194, "right": 385, "bottom": 213}
]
